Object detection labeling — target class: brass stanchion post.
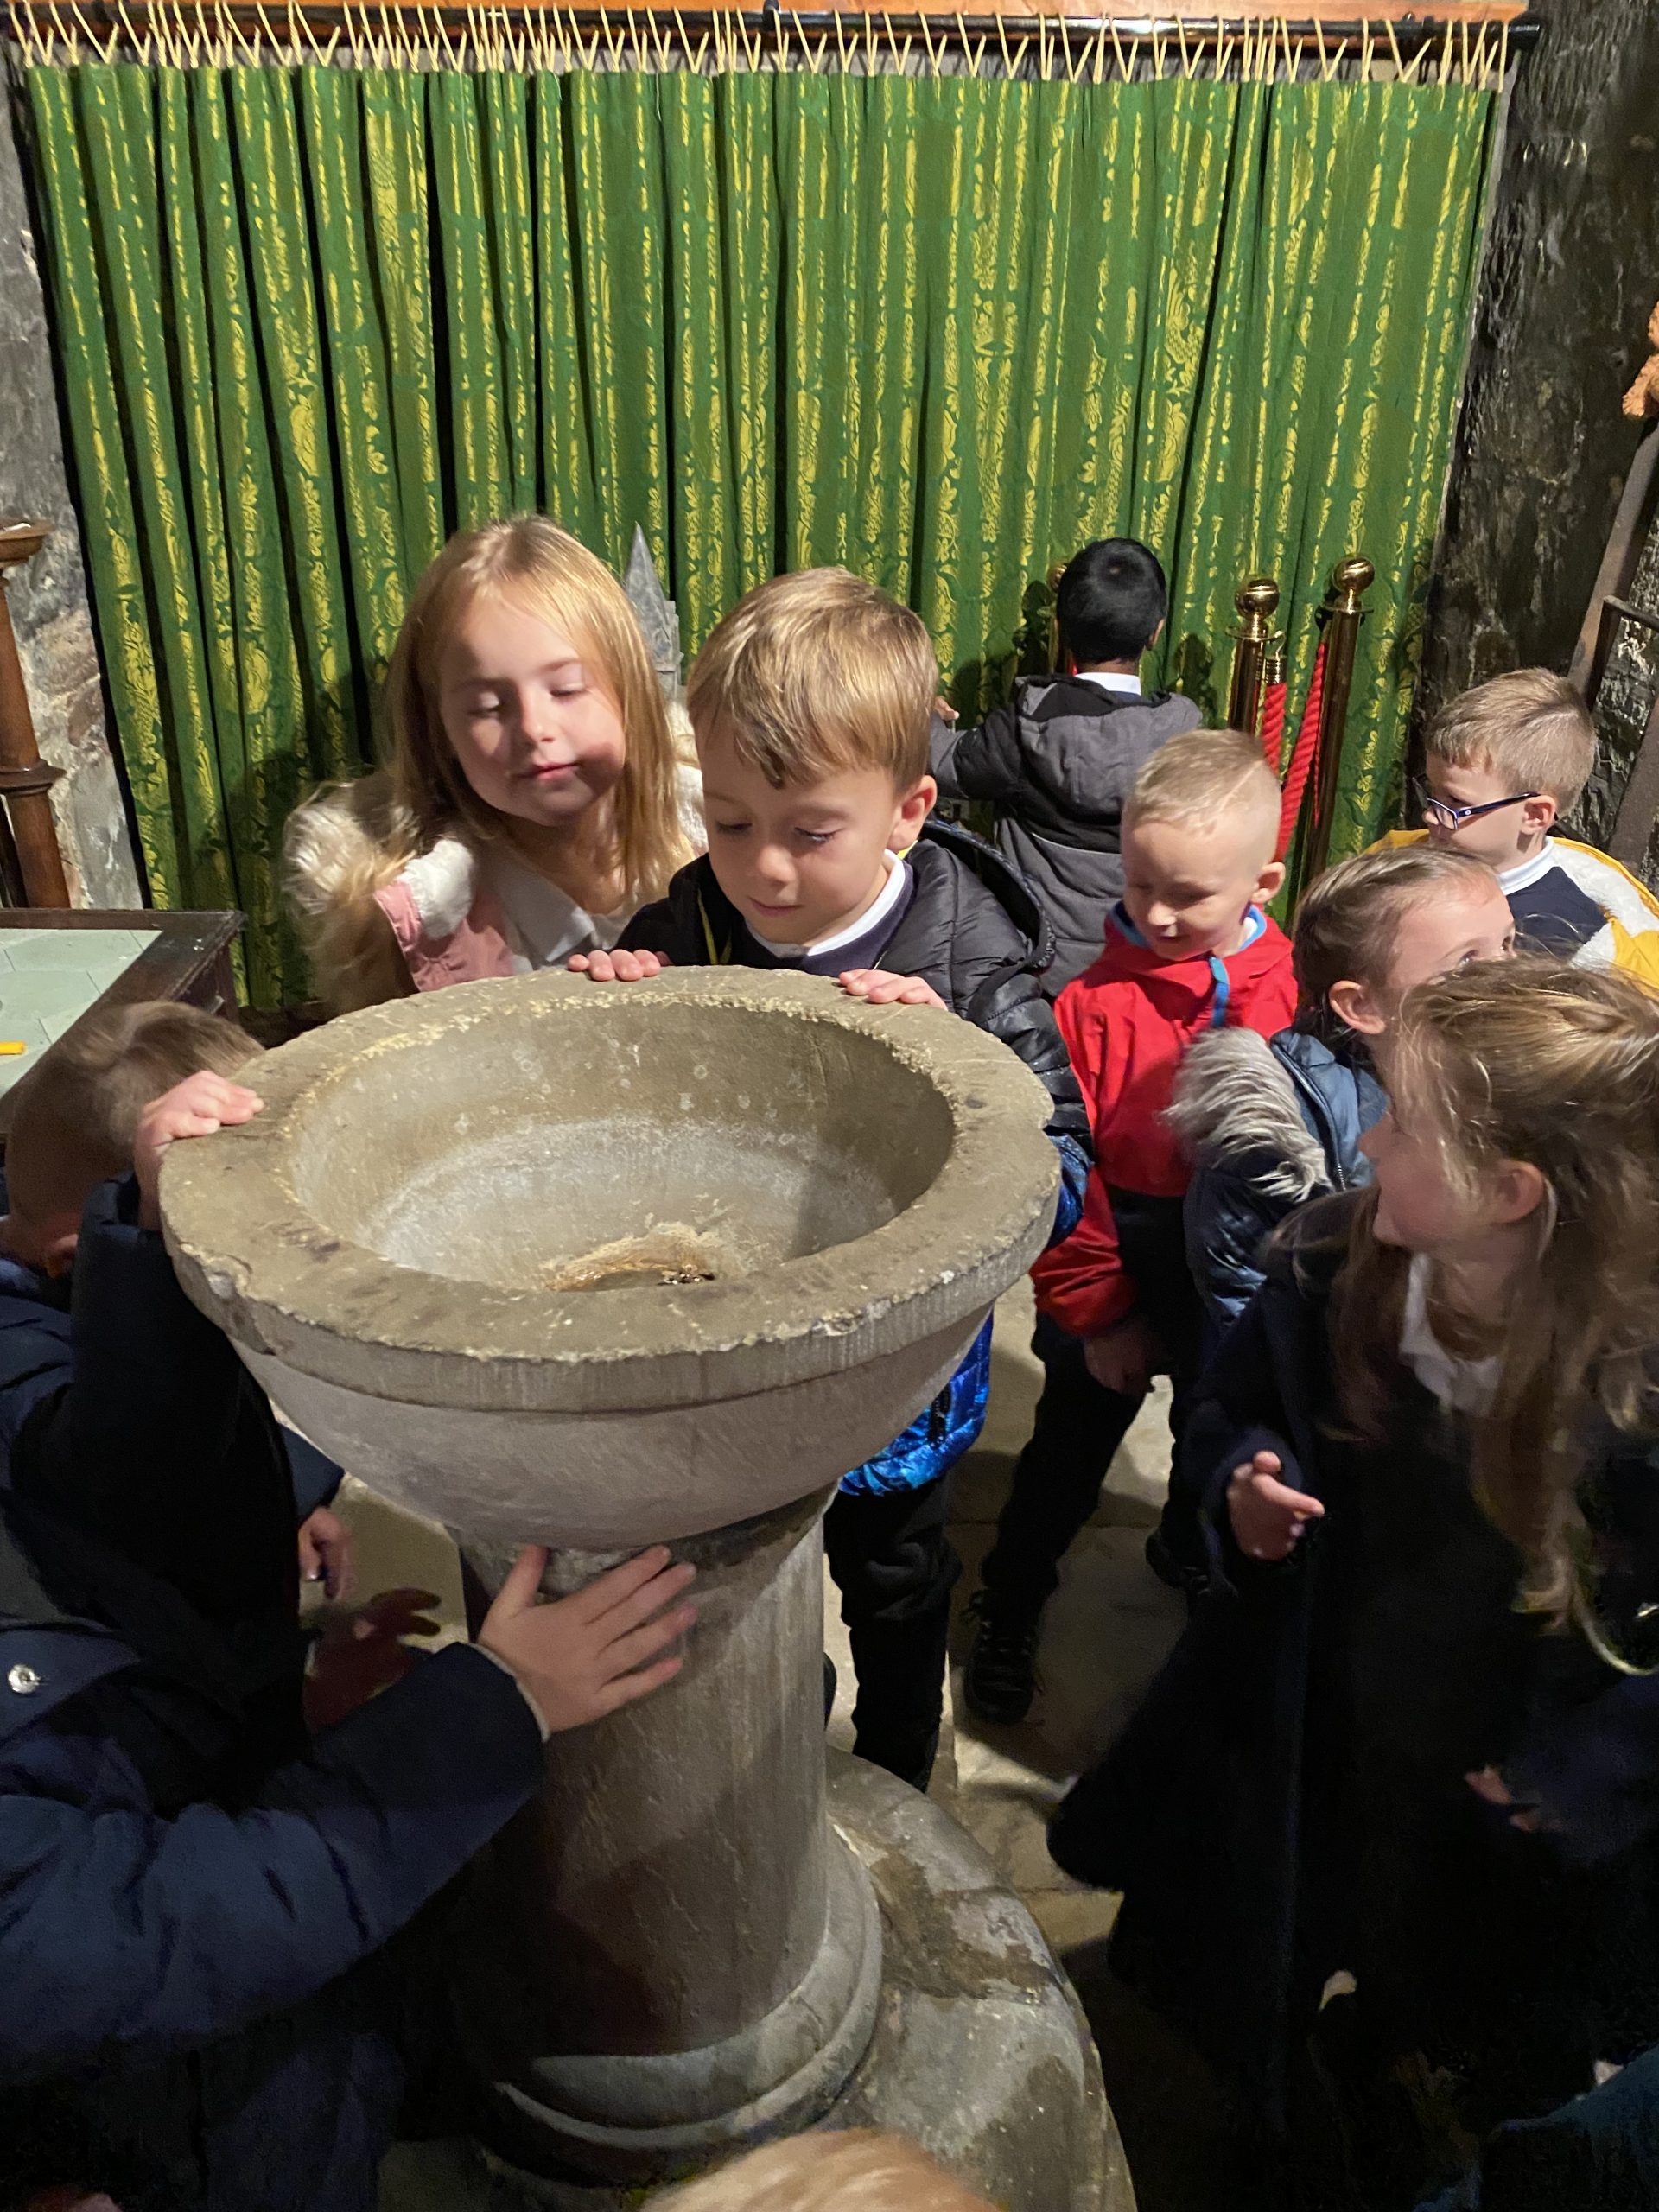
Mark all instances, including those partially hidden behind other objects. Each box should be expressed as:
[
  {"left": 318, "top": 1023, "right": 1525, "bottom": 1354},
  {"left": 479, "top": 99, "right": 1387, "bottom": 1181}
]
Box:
[
  {"left": 1303, "top": 556, "right": 1375, "bottom": 882},
  {"left": 1227, "top": 576, "right": 1280, "bottom": 737}
]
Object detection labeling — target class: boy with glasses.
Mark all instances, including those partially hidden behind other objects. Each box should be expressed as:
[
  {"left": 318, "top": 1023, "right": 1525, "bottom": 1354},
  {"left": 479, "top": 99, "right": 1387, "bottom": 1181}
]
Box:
[{"left": 1377, "top": 669, "right": 1659, "bottom": 982}]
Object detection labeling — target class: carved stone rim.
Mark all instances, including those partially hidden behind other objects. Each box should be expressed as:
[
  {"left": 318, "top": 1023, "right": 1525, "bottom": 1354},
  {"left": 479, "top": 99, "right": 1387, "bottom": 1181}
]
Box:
[{"left": 160, "top": 969, "right": 1058, "bottom": 1414}]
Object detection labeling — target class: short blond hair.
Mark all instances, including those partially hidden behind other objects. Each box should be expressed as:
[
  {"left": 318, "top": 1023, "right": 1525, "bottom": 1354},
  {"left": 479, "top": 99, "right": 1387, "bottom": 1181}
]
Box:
[
  {"left": 647, "top": 2132, "right": 996, "bottom": 2212},
  {"left": 687, "top": 569, "right": 936, "bottom": 790},
  {"left": 1126, "top": 727, "right": 1281, "bottom": 859},
  {"left": 1427, "top": 669, "right": 1596, "bottom": 813},
  {"left": 6, "top": 1001, "right": 261, "bottom": 1223}
]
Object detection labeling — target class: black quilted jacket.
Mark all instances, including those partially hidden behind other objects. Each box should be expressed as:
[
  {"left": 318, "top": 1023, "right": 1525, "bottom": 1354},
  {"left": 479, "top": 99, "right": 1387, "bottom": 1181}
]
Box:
[{"left": 619, "top": 818, "right": 1090, "bottom": 1166}]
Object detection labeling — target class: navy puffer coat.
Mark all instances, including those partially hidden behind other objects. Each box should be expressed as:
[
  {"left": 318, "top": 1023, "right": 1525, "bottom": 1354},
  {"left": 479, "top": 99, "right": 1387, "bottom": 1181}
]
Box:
[{"left": 0, "top": 1180, "right": 545, "bottom": 2209}]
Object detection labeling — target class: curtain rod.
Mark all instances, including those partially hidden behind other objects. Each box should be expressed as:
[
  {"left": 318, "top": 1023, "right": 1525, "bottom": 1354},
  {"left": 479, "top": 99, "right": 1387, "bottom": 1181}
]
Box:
[
  {"left": 12, "top": 0, "right": 1538, "bottom": 26},
  {"left": 8, "top": 0, "right": 1541, "bottom": 73}
]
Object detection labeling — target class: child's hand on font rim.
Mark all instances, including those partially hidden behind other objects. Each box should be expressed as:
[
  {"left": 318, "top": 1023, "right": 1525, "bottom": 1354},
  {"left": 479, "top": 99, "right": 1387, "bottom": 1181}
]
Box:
[
  {"left": 133, "top": 1072, "right": 265, "bottom": 1230},
  {"left": 567, "top": 948, "right": 672, "bottom": 982},
  {"left": 836, "top": 969, "right": 948, "bottom": 1010}
]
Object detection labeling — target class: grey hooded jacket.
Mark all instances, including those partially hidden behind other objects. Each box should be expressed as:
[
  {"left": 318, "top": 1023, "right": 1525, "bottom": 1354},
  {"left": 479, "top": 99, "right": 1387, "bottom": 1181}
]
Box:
[{"left": 930, "top": 674, "right": 1201, "bottom": 992}]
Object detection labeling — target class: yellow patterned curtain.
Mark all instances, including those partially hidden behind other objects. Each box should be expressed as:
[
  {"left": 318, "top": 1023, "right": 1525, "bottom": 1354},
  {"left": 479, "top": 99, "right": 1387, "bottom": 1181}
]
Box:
[{"left": 20, "top": 33, "right": 1497, "bottom": 1003}]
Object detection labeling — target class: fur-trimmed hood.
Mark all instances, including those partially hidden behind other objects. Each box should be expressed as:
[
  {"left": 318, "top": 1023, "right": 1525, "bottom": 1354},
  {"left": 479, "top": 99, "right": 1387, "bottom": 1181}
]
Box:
[
  {"left": 283, "top": 772, "right": 422, "bottom": 1013},
  {"left": 1170, "top": 1028, "right": 1331, "bottom": 1205},
  {"left": 1172, "top": 1025, "right": 1384, "bottom": 1203},
  {"left": 1175, "top": 1027, "right": 1384, "bottom": 1334},
  {"left": 283, "top": 772, "right": 415, "bottom": 918},
  {"left": 283, "top": 734, "right": 705, "bottom": 1014}
]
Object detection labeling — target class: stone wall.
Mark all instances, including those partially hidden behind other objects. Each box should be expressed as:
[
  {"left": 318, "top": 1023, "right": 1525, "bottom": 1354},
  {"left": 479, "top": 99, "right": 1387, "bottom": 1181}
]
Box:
[
  {"left": 0, "top": 79, "right": 142, "bottom": 907},
  {"left": 1415, "top": 0, "right": 1659, "bottom": 728}
]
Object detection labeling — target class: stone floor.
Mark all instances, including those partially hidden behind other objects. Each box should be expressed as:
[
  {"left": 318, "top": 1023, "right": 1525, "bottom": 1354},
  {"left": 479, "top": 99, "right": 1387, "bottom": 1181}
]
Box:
[
  {"left": 932, "top": 1282, "right": 1229, "bottom": 2212},
  {"left": 825, "top": 1277, "right": 1186, "bottom": 1931},
  {"left": 335, "top": 1280, "right": 1224, "bottom": 2211}
]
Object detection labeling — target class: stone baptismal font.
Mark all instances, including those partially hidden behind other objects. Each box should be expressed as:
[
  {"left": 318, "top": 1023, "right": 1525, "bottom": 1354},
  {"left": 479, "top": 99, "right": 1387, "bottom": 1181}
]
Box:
[{"left": 161, "top": 970, "right": 1128, "bottom": 2209}]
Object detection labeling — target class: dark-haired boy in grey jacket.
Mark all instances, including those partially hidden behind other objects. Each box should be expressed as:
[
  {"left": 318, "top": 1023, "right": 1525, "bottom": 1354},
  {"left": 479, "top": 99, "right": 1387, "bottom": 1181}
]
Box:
[{"left": 931, "top": 537, "right": 1200, "bottom": 993}]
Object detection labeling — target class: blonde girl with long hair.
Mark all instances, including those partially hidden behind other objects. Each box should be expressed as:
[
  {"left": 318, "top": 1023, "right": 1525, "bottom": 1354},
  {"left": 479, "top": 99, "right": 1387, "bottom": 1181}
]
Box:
[
  {"left": 286, "top": 518, "right": 701, "bottom": 1012},
  {"left": 1051, "top": 957, "right": 1659, "bottom": 2201}
]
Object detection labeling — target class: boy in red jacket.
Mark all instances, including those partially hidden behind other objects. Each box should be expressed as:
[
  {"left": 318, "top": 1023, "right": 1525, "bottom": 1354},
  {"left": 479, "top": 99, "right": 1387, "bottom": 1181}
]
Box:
[{"left": 966, "top": 729, "right": 1297, "bottom": 1722}]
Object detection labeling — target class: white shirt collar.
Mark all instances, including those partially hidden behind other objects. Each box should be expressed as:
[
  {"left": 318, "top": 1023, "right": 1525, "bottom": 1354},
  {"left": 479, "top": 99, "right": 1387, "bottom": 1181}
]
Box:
[
  {"left": 481, "top": 843, "right": 628, "bottom": 969},
  {"left": 1497, "top": 840, "right": 1557, "bottom": 894},
  {"left": 1399, "top": 1255, "right": 1500, "bottom": 1416},
  {"left": 1073, "top": 671, "right": 1143, "bottom": 697},
  {"left": 749, "top": 852, "right": 908, "bottom": 960}
]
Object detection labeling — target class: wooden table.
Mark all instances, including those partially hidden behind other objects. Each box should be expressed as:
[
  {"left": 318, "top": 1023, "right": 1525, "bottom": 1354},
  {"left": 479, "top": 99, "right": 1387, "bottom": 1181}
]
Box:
[{"left": 0, "top": 907, "right": 243, "bottom": 1135}]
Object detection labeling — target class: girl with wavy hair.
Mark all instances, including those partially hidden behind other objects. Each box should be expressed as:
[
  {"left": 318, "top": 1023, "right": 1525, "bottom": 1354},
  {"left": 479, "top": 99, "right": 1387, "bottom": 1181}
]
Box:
[
  {"left": 285, "top": 517, "right": 701, "bottom": 1012},
  {"left": 1053, "top": 957, "right": 1659, "bottom": 2205}
]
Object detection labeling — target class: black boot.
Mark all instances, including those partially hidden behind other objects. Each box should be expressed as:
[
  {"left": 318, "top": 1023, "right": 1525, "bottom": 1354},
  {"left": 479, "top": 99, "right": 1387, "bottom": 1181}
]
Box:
[
  {"left": 852, "top": 1725, "right": 941, "bottom": 1793},
  {"left": 963, "top": 1589, "right": 1041, "bottom": 1725},
  {"left": 1145, "top": 1522, "right": 1208, "bottom": 1599}
]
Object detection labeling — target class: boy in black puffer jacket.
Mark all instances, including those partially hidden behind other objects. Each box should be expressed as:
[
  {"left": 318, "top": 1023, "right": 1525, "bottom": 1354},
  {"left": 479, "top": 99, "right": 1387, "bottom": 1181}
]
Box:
[
  {"left": 1172, "top": 845, "right": 1513, "bottom": 1344},
  {"left": 930, "top": 538, "right": 1200, "bottom": 993},
  {"left": 575, "top": 567, "right": 1090, "bottom": 1792}
]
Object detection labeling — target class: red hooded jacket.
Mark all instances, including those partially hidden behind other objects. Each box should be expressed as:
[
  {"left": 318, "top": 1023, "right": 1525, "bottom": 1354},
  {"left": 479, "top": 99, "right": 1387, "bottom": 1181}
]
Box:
[{"left": 1032, "top": 906, "right": 1298, "bottom": 1338}]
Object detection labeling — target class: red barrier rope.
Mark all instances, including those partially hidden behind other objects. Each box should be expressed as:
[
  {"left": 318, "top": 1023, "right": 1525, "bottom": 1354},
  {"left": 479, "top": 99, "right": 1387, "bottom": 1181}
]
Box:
[
  {"left": 1276, "top": 637, "right": 1327, "bottom": 861},
  {"left": 1258, "top": 677, "right": 1287, "bottom": 773}
]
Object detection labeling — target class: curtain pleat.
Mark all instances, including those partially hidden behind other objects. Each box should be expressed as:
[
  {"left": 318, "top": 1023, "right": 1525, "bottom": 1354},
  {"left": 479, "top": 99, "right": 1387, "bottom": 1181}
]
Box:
[{"left": 22, "top": 58, "right": 1495, "bottom": 1004}]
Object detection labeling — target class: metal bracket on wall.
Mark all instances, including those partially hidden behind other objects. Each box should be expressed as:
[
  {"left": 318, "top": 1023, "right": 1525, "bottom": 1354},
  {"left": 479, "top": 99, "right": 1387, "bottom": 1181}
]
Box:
[
  {"left": 1572, "top": 428, "right": 1659, "bottom": 702},
  {"left": 1572, "top": 427, "right": 1659, "bottom": 877}
]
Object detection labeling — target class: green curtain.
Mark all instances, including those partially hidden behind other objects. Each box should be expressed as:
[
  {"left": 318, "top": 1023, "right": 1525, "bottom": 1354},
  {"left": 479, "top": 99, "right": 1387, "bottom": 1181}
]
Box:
[{"left": 23, "top": 55, "right": 1494, "bottom": 1005}]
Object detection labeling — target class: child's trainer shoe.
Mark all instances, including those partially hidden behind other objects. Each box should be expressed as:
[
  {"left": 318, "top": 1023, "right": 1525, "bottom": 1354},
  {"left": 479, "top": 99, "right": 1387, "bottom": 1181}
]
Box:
[{"left": 963, "top": 1591, "right": 1041, "bottom": 1725}]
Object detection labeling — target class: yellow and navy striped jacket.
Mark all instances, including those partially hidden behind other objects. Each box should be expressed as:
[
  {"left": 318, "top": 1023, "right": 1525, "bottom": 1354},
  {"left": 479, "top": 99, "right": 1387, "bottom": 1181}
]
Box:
[{"left": 1371, "top": 830, "right": 1659, "bottom": 990}]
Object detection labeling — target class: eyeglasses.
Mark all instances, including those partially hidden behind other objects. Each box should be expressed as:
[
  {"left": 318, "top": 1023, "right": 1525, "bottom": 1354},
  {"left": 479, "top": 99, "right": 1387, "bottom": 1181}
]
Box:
[{"left": 1414, "top": 779, "right": 1539, "bottom": 833}]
